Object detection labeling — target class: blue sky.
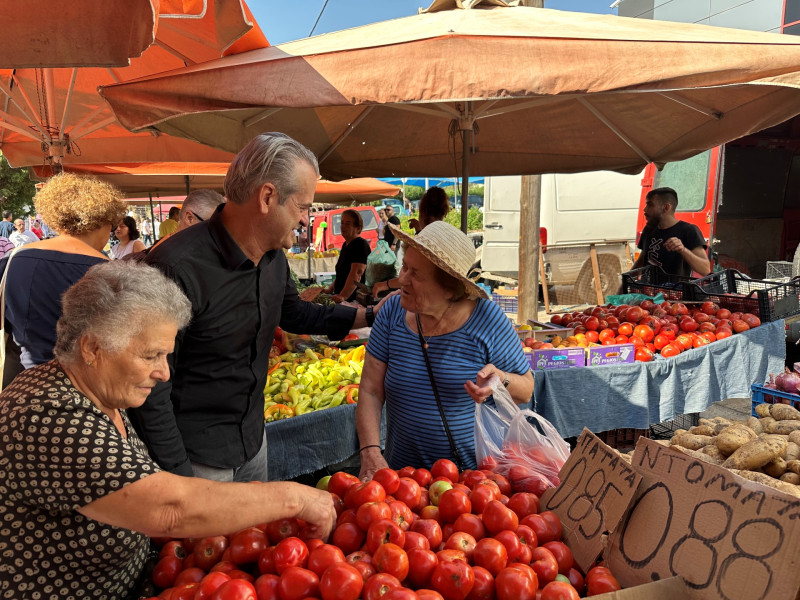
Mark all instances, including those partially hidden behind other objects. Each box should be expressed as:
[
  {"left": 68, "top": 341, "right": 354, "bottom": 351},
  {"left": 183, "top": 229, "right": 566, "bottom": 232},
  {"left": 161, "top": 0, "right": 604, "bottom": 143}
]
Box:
[{"left": 251, "top": 1, "right": 616, "bottom": 45}]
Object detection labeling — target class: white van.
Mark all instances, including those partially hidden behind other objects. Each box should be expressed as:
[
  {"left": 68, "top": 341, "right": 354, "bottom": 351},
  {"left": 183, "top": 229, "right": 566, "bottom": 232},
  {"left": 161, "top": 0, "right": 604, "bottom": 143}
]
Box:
[{"left": 480, "top": 170, "right": 644, "bottom": 301}]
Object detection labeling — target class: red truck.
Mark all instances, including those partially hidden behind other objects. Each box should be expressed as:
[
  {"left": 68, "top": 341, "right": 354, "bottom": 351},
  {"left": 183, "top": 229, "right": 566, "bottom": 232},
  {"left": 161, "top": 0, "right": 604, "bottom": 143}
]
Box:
[
  {"left": 308, "top": 206, "right": 381, "bottom": 251},
  {"left": 636, "top": 113, "right": 800, "bottom": 279}
]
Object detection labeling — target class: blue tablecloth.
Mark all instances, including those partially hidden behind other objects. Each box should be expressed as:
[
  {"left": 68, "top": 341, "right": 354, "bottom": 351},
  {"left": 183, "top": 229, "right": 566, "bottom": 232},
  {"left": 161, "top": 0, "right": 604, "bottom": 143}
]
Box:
[
  {"left": 532, "top": 319, "right": 785, "bottom": 438},
  {"left": 265, "top": 404, "right": 386, "bottom": 481}
]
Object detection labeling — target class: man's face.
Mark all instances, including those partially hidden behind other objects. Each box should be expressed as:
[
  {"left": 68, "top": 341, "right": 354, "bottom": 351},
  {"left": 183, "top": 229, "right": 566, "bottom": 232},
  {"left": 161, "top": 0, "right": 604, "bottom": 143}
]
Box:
[
  {"left": 269, "top": 160, "right": 316, "bottom": 250},
  {"left": 14, "top": 219, "right": 24, "bottom": 232},
  {"left": 643, "top": 195, "right": 668, "bottom": 227}
]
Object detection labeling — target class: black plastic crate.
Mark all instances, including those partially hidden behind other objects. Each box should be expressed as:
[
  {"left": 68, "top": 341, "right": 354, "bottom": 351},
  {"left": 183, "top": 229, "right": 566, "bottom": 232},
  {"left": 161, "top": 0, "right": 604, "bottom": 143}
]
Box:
[
  {"left": 596, "top": 428, "right": 650, "bottom": 451},
  {"left": 687, "top": 269, "right": 800, "bottom": 323},
  {"left": 649, "top": 412, "right": 700, "bottom": 440},
  {"left": 621, "top": 265, "right": 697, "bottom": 302}
]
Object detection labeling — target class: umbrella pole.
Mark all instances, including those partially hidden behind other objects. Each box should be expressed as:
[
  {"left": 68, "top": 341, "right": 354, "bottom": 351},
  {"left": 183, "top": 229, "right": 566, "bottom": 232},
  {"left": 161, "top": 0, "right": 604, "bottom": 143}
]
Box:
[
  {"left": 148, "top": 193, "right": 156, "bottom": 242},
  {"left": 460, "top": 122, "right": 471, "bottom": 234},
  {"left": 185, "top": 175, "right": 190, "bottom": 196}
]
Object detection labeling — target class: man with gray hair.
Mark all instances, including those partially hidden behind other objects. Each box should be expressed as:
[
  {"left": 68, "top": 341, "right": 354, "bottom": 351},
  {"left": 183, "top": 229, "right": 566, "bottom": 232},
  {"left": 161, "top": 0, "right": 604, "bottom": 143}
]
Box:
[
  {"left": 177, "top": 189, "right": 224, "bottom": 230},
  {"left": 0, "top": 210, "right": 14, "bottom": 239},
  {"left": 131, "top": 133, "right": 378, "bottom": 482}
]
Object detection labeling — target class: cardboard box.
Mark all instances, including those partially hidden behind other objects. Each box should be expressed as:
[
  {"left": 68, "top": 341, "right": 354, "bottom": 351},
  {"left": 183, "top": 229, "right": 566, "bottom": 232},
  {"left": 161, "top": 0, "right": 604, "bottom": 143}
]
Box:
[
  {"left": 587, "top": 343, "right": 635, "bottom": 366},
  {"left": 528, "top": 347, "right": 585, "bottom": 370},
  {"left": 525, "top": 319, "right": 575, "bottom": 342},
  {"left": 591, "top": 577, "right": 688, "bottom": 599}
]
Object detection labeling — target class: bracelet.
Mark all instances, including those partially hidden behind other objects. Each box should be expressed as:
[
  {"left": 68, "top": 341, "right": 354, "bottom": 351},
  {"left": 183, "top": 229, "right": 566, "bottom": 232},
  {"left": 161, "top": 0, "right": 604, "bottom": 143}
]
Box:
[
  {"left": 359, "top": 444, "right": 381, "bottom": 453},
  {"left": 385, "top": 281, "right": 394, "bottom": 291}
]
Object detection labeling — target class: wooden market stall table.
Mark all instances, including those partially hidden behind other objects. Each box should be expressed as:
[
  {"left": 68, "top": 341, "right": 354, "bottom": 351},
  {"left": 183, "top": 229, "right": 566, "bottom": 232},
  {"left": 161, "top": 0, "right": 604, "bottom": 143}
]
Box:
[
  {"left": 532, "top": 319, "right": 785, "bottom": 438},
  {"left": 287, "top": 255, "right": 339, "bottom": 280}
]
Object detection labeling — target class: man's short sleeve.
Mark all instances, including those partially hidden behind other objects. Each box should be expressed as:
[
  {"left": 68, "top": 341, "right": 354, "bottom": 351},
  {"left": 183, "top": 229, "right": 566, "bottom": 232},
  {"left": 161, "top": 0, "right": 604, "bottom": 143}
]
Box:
[{"left": 683, "top": 223, "right": 707, "bottom": 251}]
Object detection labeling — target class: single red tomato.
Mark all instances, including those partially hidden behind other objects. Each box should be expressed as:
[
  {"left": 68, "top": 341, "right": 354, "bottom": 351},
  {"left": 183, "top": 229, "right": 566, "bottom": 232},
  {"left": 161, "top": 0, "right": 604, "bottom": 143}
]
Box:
[
  {"left": 430, "top": 558, "right": 475, "bottom": 600},
  {"left": 452, "top": 513, "right": 486, "bottom": 541},
  {"left": 538, "top": 512, "right": 562, "bottom": 541},
  {"left": 482, "top": 501, "right": 519, "bottom": 535},
  {"left": 152, "top": 555, "right": 183, "bottom": 589},
  {"left": 367, "top": 519, "right": 406, "bottom": 555},
  {"left": 195, "top": 572, "right": 233, "bottom": 600},
  {"left": 444, "top": 531, "right": 477, "bottom": 562},
  {"left": 488, "top": 473, "right": 512, "bottom": 496},
  {"left": 272, "top": 537, "right": 309, "bottom": 575},
  {"left": 373, "top": 469, "right": 401, "bottom": 495},
  {"left": 566, "top": 568, "right": 585, "bottom": 595},
  {"left": 404, "top": 531, "right": 432, "bottom": 551},
  {"left": 159, "top": 540, "right": 187, "bottom": 561},
  {"left": 394, "top": 478, "right": 422, "bottom": 509},
  {"left": 320, "top": 562, "right": 364, "bottom": 600},
  {"left": 495, "top": 566, "right": 537, "bottom": 600},
  {"left": 474, "top": 479, "right": 501, "bottom": 500},
  {"left": 436, "top": 549, "right": 468, "bottom": 564},
  {"left": 417, "top": 590, "right": 445, "bottom": 600},
  {"left": 308, "top": 544, "right": 347, "bottom": 578},
  {"left": 210, "top": 579, "right": 257, "bottom": 600},
  {"left": 660, "top": 343, "right": 681, "bottom": 358},
  {"left": 258, "top": 547, "right": 276, "bottom": 575},
  {"left": 193, "top": 536, "right": 229, "bottom": 572},
  {"left": 493, "top": 530, "right": 522, "bottom": 562},
  {"left": 332, "top": 523, "right": 366, "bottom": 555},
  {"left": 345, "top": 480, "right": 387, "bottom": 510},
  {"left": 542, "top": 542, "right": 573, "bottom": 574},
  {"left": 412, "top": 468, "right": 433, "bottom": 488},
  {"left": 506, "top": 493, "right": 540, "bottom": 519},
  {"left": 372, "top": 543, "right": 409, "bottom": 582},
  {"left": 171, "top": 582, "right": 200, "bottom": 600},
  {"left": 328, "top": 472, "right": 361, "bottom": 498},
  {"left": 211, "top": 561, "right": 239, "bottom": 575},
  {"left": 472, "top": 538, "right": 508, "bottom": 576},
  {"left": 173, "top": 567, "right": 205, "bottom": 586},
  {"left": 253, "top": 574, "right": 279, "bottom": 600},
  {"left": 438, "top": 489, "right": 472, "bottom": 523},
  {"left": 585, "top": 569, "right": 621, "bottom": 595},
  {"left": 468, "top": 485, "right": 495, "bottom": 515},
  {"left": 516, "top": 524, "right": 538, "bottom": 550},
  {"left": 540, "top": 580, "right": 580, "bottom": 600},
  {"left": 462, "top": 470, "right": 487, "bottom": 489},
  {"left": 466, "top": 565, "right": 495, "bottom": 600},
  {"left": 397, "top": 466, "right": 416, "bottom": 478},
  {"left": 357, "top": 501, "right": 393, "bottom": 532},
  {"left": 405, "top": 547, "right": 438, "bottom": 589},
  {"left": 362, "top": 573, "right": 402, "bottom": 600},
  {"left": 277, "top": 567, "right": 319, "bottom": 600},
  {"left": 634, "top": 346, "right": 654, "bottom": 362},
  {"left": 352, "top": 560, "right": 377, "bottom": 583},
  {"left": 230, "top": 527, "right": 269, "bottom": 566},
  {"left": 388, "top": 501, "right": 415, "bottom": 532},
  {"left": 228, "top": 570, "right": 255, "bottom": 583},
  {"left": 531, "top": 547, "right": 559, "bottom": 587},
  {"left": 431, "top": 459, "right": 460, "bottom": 483}
]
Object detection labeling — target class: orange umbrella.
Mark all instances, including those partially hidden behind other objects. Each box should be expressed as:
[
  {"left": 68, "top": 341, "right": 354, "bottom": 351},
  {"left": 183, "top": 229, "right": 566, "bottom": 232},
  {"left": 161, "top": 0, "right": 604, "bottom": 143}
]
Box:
[
  {"left": 100, "top": 0, "right": 800, "bottom": 230},
  {"left": 31, "top": 162, "right": 400, "bottom": 203},
  {"left": 0, "top": 0, "right": 266, "bottom": 169}
]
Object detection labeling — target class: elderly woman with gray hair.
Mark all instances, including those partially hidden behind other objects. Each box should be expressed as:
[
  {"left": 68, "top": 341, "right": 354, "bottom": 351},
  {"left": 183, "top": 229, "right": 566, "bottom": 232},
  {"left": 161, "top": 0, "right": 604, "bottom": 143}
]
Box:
[{"left": 0, "top": 261, "right": 336, "bottom": 600}]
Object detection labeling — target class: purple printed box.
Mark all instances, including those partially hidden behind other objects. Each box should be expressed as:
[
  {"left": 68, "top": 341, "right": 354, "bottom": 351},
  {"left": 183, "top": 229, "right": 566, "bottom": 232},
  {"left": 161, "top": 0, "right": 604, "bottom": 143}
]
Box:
[
  {"left": 587, "top": 343, "right": 635, "bottom": 366},
  {"left": 528, "top": 347, "right": 586, "bottom": 370}
]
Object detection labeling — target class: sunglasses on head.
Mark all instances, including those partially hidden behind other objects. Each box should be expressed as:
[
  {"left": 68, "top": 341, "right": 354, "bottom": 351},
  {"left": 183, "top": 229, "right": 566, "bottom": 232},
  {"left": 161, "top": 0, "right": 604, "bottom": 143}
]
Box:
[{"left": 190, "top": 211, "right": 205, "bottom": 222}]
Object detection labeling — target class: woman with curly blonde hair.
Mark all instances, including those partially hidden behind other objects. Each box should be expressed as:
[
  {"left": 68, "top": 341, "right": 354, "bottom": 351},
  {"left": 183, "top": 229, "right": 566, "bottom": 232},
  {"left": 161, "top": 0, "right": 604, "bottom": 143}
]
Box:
[{"left": 1, "top": 173, "right": 126, "bottom": 384}]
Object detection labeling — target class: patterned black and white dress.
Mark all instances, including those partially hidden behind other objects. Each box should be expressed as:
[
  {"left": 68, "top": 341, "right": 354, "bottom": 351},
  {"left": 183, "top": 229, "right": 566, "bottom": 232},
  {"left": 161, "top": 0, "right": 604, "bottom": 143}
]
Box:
[{"left": 0, "top": 361, "right": 161, "bottom": 599}]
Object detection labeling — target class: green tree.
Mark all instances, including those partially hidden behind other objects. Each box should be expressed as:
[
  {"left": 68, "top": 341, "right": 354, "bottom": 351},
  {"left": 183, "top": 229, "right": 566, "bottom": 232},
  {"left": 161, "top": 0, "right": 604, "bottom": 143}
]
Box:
[{"left": 0, "top": 153, "right": 37, "bottom": 217}]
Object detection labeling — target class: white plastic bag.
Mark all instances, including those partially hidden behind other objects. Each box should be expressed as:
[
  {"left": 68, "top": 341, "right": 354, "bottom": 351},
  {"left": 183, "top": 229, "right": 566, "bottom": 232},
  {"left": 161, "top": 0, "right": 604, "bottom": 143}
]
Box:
[{"left": 474, "top": 377, "right": 570, "bottom": 495}]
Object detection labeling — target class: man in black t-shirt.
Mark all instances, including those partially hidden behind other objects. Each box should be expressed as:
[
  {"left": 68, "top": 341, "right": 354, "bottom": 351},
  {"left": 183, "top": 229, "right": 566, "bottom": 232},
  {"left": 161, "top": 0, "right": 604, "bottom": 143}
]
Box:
[
  {"left": 384, "top": 206, "right": 402, "bottom": 251},
  {"left": 632, "top": 187, "right": 711, "bottom": 278}
]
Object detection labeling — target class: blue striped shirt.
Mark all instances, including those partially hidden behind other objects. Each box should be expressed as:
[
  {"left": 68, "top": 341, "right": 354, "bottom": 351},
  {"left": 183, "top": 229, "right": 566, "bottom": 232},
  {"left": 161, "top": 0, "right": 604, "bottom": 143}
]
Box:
[{"left": 367, "top": 295, "right": 530, "bottom": 470}]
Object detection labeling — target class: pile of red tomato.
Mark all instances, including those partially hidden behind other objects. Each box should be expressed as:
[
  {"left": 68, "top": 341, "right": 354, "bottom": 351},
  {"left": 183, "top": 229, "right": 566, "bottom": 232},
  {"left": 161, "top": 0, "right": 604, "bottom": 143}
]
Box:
[
  {"left": 144, "top": 459, "right": 621, "bottom": 600},
  {"left": 549, "top": 299, "right": 761, "bottom": 362}
]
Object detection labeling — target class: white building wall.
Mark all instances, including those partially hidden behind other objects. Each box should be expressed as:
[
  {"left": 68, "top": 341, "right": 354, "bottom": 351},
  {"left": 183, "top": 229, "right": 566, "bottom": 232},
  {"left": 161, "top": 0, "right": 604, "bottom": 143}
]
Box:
[{"left": 619, "top": 0, "right": 784, "bottom": 32}]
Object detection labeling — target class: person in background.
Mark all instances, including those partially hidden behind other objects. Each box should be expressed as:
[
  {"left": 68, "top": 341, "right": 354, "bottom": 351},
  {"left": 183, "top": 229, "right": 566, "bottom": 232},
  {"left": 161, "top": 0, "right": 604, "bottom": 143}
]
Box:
[
  {"left": 0, "top": 261, "right": 336, "bottom": 600},
  {"left": 0, "top": 210, "right": 13, "bottom": 238},
  {"left": 0, "top": 237, "right": 13, "bottom": 260},
  {"left": 357, "top": 221, "right": 533, "bottom": 478},
  {"left": 384, "top": 205, "right": 402, "bottom": 252},
  {"left": 0, "top": 173, "right": 125, "bottom": 384},
  {"left": 377, "top": 208, "right": 387, "bottom": 241},
  {"left": 324, "top": 209, "right": 371, "bottom": 303},
  {"left": 158, "top": 206, "right": 180, "bottom": 238},
  {"left": 30, "top": 219, "right": 45, "bottom": 239},
  {"left": 631, "top": 186, "right": 711, "bottom": 277},
  {"left": 109, "top": 216, "right": 146, "bottom": 260},
  {"left": 9, "top": 219, "right": 39, "bottom": 247},
  {"left": 372, "top": 186, "right": 450, "bottom": 297},
  {"left": 131, "top": 132, "right": 382, "bottom": 483},
  {"left": 140, "top": 217, "right": 153, "bottom": 246}
]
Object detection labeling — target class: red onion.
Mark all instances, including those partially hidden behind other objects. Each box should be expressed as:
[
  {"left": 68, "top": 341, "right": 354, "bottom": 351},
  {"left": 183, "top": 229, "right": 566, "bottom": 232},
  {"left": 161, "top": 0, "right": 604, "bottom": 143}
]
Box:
[{"left": 774, "top": 368, "right": 800, "bottom": 394}]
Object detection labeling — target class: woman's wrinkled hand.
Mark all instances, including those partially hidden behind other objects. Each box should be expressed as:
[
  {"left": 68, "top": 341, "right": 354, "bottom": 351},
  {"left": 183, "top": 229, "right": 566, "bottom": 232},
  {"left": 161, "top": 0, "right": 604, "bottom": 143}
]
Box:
[
  {"left": 358, "top": 447, "right": 389, "bottom": 482},
  {"left": 464, "top": 364, "right": 504, "bottom": 404}
]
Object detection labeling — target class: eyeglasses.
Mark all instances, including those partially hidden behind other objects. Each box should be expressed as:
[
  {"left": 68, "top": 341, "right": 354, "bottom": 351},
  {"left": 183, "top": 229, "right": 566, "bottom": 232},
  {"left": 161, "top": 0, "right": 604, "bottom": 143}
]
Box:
[{"left": 190, "top": 211, "right": 206, "bottom": 222}]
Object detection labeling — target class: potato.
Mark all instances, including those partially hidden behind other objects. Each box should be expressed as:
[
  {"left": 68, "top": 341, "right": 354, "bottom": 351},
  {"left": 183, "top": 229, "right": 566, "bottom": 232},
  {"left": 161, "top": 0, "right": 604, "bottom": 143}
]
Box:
[
  {"left": 770, "top": 403, "right": 800, "bottom": 421},
  {"left": 747, "top": 416, "right": 764, "bottom": 435},
  {"left": 730, "top": 469, "right": 800, "bottom": 498},
  {"left": 722, "top": 436, "right": 788, "bottom": 471},
  {"left": 787, "top": 460, "right": 800, "bottom": 476},
  {"left": 702, "top": 444, "right": 726, "bottom": 462},
  {"left": 713, "top": 423, "right": 730, "bottom": 435},
  {"left": 763, "top": 457, "right": 787, "bottom": 478},
  {"left": 673, "top": 434, "right": 714, "bottom": 451},
  {"left": 672, "top": 429, "right": 688, "bottom": 438},
  {"left": 699, "top": 418, "right": 717, "bottom": 428},
  {"left": 780, "top": 472, "right": 800, "bottom": 485},
  {"left": 716, "top": 425, "right": 757, "bottom": 456},
  {"left": 766, "top": 420, "right": 800, "bottom": 435},
  {"left": 754, "top": 404, "right": 772, "bottom": 418},
  {"left": 671, "top": 445, "right": 723, "bottom": 465},
  {"left": 760, "top": 417, "right": 776, "bottom": 430},
  {"left": 784, "top": 442, "right": 800, "bottom": 462},
  {"left": 689, "top": 425, "right": 715, "bottom": 436}
]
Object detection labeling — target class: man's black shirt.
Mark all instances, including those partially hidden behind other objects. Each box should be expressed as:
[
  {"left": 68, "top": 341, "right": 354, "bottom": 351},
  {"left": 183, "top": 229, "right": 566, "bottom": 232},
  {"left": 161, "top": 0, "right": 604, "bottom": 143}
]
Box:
[
  {"left": 637, "top": 220, "right": 706, "bottom": 278},
  {"left": 129, "top": 206, "right": 357, "bottom": 475},
  {"left": 384, "top": 215, "right": 401, "bottom": 248}
]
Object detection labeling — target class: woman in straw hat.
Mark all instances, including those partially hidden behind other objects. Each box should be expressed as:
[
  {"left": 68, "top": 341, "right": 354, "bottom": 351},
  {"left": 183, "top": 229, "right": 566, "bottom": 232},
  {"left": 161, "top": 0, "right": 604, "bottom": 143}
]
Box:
[{"left": 356, "top": 221, "right": 533, "bottom": 479}]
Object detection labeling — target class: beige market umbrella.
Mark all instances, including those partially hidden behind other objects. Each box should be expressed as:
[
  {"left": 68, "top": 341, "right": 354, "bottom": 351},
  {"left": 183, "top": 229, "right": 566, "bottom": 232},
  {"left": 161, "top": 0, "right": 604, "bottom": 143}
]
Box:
[
  {"left": 0, "top": 0, "right": 266, "bottom": 170},
  {"left": 100, "top": 0, "right": 800, "bottom": 233}
]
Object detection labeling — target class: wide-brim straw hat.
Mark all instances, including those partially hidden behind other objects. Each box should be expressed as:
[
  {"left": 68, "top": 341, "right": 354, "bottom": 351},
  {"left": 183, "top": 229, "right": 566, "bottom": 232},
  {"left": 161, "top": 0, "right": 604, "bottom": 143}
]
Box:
[{"left": 388, "top": 221, "right": 488, "bottom": 299}]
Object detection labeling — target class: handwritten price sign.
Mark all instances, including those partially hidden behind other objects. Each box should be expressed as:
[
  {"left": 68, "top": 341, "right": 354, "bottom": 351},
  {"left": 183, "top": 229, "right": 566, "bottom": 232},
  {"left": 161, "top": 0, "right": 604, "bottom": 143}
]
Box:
[
  {"left": 541, "top": 429, "right": 642, "bottom": 571},
  {"left": 606, "top": 437, "right": 800, "bottom": 600}
]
